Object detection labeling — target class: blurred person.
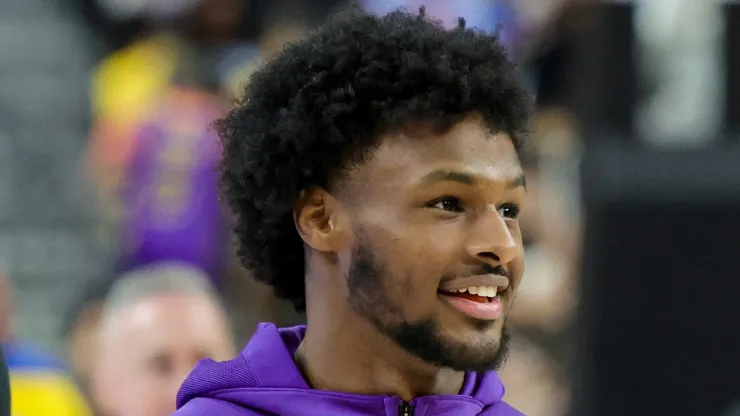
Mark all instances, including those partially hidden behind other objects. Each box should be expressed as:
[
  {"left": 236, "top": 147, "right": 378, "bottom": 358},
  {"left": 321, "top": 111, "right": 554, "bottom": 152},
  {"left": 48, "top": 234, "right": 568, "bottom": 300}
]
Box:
[
  {"left": 175, "top": 5, "right": 532, "bottom": 416},
  {"left": 84, "top": 1, "right": 263, "bottom": 280},
  {"left": 86, "top": 2, "right": 291, "bottom": 341},
  {"left": 491, "top": 153, "right": 571, "bottom": 416},
  {"left": 115, "top": 86, "right": 228, "bottom": 281},
  {"left": 84, "top": 0, "right": 308, "bottom": 338},
  {"left": 0, "top": 273, "right": 91, "bottom": 415},
  {"left": 508, "top": 148, "right": 576, "bottom": 334},
  {"left": 92, "top": 262, "right": 234, "bottom": 416},
  {"left": 495, "top": 112, "right": 580, "bottom": 416},
  {"left": 84, "top": 0, "right": 255, "bottom": 236}
]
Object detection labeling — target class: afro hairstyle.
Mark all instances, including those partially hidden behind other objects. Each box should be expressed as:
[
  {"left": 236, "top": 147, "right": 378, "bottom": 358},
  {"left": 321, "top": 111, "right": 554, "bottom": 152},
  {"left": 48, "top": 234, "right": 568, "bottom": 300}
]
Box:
[{"left": 217, "top": 5, "right": 533, "bottom": 312}]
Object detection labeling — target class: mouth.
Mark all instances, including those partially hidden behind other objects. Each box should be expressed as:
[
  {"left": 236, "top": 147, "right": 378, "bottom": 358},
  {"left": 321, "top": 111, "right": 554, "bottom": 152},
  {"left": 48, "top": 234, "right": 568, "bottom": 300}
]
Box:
[{"left": 437, "top": 286, "right": 504, "bottom": 321}]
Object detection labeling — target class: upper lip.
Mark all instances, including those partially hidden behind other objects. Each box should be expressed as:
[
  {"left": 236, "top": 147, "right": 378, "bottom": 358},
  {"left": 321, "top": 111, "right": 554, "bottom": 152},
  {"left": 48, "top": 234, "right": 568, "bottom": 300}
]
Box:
[{"left": 438, "top": 274, "right": 510, "bottom": 292}]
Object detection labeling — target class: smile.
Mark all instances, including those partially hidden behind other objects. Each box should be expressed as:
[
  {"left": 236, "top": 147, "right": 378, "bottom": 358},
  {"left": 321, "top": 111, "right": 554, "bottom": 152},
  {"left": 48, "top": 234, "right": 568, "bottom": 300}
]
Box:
[{"left": 437, "top": 287, "right": 503, "bottom": 321}]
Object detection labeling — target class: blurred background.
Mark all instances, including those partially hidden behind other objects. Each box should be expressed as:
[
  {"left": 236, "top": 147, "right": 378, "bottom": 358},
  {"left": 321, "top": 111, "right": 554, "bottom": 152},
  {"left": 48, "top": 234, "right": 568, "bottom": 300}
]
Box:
[{"left": 1, "top": 0, "right": 739, "bottom": 415}]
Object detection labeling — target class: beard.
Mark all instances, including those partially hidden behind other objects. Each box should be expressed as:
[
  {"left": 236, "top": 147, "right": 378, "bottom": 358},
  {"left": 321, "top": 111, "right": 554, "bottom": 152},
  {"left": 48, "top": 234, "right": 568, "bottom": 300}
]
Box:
[{"left": 346, "top": 237, "right": 510, "bottom": 373}]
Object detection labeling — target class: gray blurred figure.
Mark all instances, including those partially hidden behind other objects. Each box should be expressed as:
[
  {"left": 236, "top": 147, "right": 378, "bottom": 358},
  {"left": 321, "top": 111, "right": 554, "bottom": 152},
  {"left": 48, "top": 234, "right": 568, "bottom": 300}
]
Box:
[{"left": 92, "top": 263, "right": 234, "bottom": 416}]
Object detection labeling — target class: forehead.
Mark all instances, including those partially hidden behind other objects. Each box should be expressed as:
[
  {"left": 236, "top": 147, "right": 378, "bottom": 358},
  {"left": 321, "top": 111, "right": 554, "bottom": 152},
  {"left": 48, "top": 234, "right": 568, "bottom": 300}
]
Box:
[
  {"left": 355, "top": 117, "right": 522, "bottom": 186},
  {"left": 104, "top": 294, "right": 228, "bottom": 356}
]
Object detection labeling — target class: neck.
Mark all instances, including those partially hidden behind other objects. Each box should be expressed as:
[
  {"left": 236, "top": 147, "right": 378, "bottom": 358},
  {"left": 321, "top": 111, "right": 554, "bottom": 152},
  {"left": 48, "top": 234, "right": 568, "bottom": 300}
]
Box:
[{"left": 298, "top": 263, "right": 464, "bottom": 401}]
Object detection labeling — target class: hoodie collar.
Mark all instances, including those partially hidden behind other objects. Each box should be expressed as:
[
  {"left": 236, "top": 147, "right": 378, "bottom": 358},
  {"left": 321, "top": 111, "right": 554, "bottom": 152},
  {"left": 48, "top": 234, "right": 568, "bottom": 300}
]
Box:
[
  {"left": 243, "top": 324, "right": 309, "bottom": 388},
  {"left": 245, "top": 324, "right": 502, "bottom": 396},
  {"left": 177, "top": 323, "right": 513, "bottom": 415}
]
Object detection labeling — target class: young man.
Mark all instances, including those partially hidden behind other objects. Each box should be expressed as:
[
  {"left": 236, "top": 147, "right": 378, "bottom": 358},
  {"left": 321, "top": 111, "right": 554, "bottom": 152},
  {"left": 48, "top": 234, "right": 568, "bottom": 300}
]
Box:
[{"left": 175, "top": 5, "right": 532, "bottom": 416}]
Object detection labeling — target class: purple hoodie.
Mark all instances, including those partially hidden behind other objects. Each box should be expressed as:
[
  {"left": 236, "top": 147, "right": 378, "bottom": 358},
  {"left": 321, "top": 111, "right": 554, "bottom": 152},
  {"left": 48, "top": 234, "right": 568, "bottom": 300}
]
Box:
[{"left": 174, "top": 323, "right": 524, "bottom": 415}]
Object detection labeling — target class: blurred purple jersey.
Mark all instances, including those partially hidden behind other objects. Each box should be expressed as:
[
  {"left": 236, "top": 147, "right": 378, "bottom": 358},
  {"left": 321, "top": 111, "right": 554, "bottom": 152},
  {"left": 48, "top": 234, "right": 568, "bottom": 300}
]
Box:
[{"left": 118, "top": 87, "right": 226, "bottom": 283}]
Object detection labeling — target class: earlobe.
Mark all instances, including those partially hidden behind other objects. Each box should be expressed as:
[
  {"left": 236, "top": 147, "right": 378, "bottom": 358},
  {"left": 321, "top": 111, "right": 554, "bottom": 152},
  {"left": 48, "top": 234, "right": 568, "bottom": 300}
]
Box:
[{"left": 294, "top": 187, "right": 347, "bottom": 252}]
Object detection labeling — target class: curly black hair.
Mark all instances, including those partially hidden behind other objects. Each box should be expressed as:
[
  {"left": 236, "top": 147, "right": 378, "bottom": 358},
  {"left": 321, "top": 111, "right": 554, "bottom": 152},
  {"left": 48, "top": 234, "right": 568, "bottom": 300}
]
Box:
[{"left": 217, "top": 5, "right": 532, "bottom": 312}]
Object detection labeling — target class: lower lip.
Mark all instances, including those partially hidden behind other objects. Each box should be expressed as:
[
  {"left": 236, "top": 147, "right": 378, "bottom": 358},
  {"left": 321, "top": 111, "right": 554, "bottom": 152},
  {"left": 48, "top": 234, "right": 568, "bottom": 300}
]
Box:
[{"left": 439, "top": 294, "right": 503, "bottom": 320}]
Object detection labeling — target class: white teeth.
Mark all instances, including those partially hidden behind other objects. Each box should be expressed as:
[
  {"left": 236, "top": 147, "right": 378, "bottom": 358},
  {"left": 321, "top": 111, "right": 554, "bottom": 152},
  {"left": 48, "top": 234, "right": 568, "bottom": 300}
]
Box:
[
  {"left": 468, "top": 286, "right": 498, "bottom": 297},
  {"left": 450, "top": 286, "right": 499, "bottom": 297}
]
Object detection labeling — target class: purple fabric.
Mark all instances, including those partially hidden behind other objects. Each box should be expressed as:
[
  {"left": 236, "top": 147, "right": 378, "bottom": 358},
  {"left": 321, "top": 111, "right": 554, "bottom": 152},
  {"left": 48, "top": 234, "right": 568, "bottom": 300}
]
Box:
[
  {"left": 174, "top": 323, "right": 524, "bottom": 415},
  {"left": 119, "top": 90, "right": 225, "bottom": 282}
]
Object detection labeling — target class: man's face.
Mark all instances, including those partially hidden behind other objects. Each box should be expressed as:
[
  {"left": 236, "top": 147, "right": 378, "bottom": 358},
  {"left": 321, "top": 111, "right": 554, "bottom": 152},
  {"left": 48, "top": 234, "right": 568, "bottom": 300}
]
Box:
[
  {"left": 339, "top": 116, "right": 526, "bottom": 372},
  {"left": 95, "top": 294, "right": 233, "bottom": 416}
]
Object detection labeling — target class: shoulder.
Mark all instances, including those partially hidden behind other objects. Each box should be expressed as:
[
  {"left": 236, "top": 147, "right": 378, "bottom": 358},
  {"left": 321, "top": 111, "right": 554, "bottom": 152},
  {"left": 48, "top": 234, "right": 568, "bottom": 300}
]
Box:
[{"left": 173, "top": 397, "right": 259, "bottom": 416}]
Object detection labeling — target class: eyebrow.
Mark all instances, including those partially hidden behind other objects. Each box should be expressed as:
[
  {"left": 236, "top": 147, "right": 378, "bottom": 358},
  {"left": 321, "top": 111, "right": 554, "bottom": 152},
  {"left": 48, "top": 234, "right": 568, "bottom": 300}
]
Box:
[{"left": 419, "top": 169, "right": 526, "bottom": 190}]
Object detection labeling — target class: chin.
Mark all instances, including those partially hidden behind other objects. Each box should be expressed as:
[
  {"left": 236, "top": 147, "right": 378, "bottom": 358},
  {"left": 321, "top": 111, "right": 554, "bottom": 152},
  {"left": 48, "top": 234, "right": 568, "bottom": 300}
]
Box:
[
  {"left": 455, "top": 322, "right": 503, "bottom": 348},
  {"left": 441, "top": 310, "right": 505, "bottom": 339},
  {"left": 438, "top": 320, "right": 510, "bottom": 371}
]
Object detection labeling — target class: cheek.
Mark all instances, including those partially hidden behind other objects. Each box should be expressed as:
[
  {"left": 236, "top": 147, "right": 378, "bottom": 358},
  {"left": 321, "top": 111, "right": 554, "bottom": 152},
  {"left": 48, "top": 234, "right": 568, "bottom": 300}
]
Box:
[
  {"left": 509, "top": 255, "right": 526, "bottom": 292},
  {"left": 379, "top": 239, "right": 457, "bottom": 317},
  {"left": 402, "top": 230, "right": 463, "bottom": 290},
  {"left": 133, "top": 372, "right": 178, "bottom": 412},
  {"left": 136, "top": 388, "right": 176, "bottom": 416},
  {"left": 359, "top": 217, "right": 461, "bottom": 308}
]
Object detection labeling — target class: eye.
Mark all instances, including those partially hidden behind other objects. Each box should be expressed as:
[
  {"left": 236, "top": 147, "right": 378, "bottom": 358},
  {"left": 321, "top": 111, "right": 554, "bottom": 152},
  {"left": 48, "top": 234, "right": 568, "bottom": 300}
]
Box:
[
  {"left": 147, "top": 353, "right": 174, "bottom": 377},
  {"left": 498, "top": 203, "right": 520, "bottom": 219},
  {"left": 428, "top": 196, "right": 464, "bottom": 213}
]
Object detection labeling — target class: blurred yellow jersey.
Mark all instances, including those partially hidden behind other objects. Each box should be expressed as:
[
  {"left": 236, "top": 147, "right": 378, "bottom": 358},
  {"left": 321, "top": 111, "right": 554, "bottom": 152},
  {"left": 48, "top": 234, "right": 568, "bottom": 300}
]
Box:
[
  {"left": 5, "top": 342, "right": 90, "bottom": 416},
  {"left": 10, "top": 372, "right": 90, "bottom": 416}
]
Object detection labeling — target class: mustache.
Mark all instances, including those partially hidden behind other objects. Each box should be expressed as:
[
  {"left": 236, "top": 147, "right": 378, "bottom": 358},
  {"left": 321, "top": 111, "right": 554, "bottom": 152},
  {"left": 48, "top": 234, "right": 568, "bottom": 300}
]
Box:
[
  {"left": 441, "top": 264, "right": 509, "bottom": 282},
  {"left": 477, "top": 263, "right": 509, "bottom": 278}
]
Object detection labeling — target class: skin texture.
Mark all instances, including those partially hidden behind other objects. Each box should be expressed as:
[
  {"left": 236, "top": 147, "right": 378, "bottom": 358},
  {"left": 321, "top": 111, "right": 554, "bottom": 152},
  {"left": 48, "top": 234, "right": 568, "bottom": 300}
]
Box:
[
  {"left": 294, "top": 115, "right": 526, "bottom": 401},
  {"left": 93, "top": 293, "right": 234, "bottom": 416}
]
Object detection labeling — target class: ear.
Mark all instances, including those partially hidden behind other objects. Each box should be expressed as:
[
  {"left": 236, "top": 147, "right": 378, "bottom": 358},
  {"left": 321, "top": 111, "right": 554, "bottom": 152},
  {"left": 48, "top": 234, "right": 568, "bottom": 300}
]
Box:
[{"left": 293, "top": 187, "right": 352, "bottom": 252}]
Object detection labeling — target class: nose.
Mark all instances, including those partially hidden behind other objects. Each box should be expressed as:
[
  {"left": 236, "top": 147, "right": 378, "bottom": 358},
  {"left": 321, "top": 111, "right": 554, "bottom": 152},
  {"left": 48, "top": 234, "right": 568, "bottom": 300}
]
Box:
[{"left": 465, "top": 209, "right": 519, "bottom": 266}]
